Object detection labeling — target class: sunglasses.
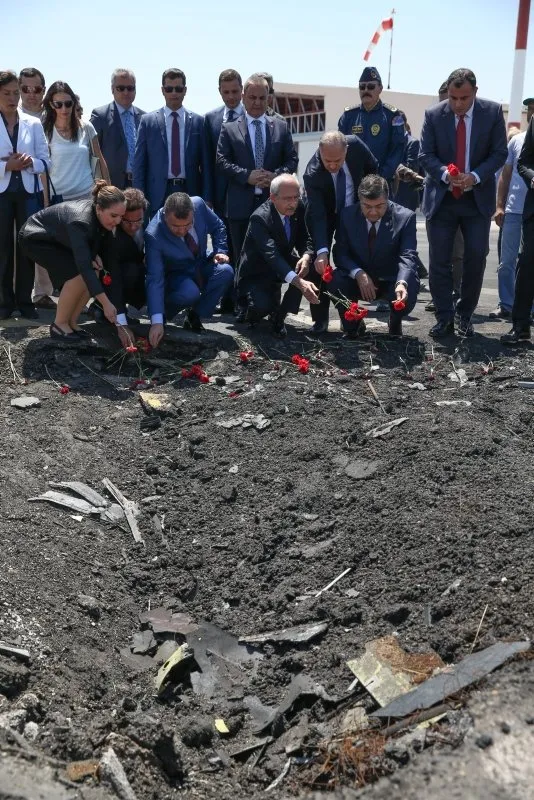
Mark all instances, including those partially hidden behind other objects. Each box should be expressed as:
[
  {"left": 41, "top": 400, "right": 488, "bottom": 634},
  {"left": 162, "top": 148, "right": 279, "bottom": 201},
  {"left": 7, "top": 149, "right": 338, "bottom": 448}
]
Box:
[
  {"left": 21, "top": 85, "right": 44, "bottom": 94},
  {"left": 163, "top": 86, "right": 186, "bottom": 94},
  {"left": 51, "top": 100, "right": 74, "bottom": 109},
  {"left": 359, "top": 83, "right": 378, "bottom": 91},
  {"left": 115, "top": 85, "right": 135, "bottom": 92}
]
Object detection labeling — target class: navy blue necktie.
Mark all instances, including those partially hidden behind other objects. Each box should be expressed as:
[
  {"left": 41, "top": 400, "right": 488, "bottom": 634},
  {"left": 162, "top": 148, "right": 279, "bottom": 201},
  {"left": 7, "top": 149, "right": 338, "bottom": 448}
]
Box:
[
  {"left": 283, "top": 215, "right": 291, "bottom": 241},
  {"left": 335, "top": 168, "right": 346, "bottom": 214},
  {"left": 227, "top": 108, "right": 235, "bottom": 122}
]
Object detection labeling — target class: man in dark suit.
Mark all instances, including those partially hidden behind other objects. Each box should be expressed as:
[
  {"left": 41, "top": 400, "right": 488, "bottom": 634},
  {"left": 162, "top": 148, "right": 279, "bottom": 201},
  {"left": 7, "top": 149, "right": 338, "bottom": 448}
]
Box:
[
  {"left": 133, "top": 68, "right": 211, "bottom": 217},
  {"left": 236, "top": 174, "right": 319, "bottom": 336},
  {"left": 501, "top": 115, "right": 534, "bottom": 344},
  {"left": 303, "top": 130, "right": 378, "bottom": 331},
  {"left": 90, "top": 69, "right": 145, "bottom": 190},
  {"left": 145, "top": 193, "right": 233, "bottom": 348},
  {"left": 420, "top": 68, "right": 507, "bottom": 338},
  {"left": 331, "top": 175, "right": 420, "bottom": 338},
  {"left": 216, "top": 73, "right": 298, "bottom": 268}
]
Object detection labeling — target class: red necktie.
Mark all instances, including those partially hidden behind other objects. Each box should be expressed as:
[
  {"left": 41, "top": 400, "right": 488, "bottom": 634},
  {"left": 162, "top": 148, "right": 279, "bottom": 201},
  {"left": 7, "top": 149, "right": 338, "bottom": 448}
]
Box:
[
  {"left": 185, "top": 232, "right": 199, "bottom": 257},
  {"left": 171, "top": 112, "right": 181, "bottom": 177},
  {"left": 453, "top": 115, "right": 466, "bottom": 199}
]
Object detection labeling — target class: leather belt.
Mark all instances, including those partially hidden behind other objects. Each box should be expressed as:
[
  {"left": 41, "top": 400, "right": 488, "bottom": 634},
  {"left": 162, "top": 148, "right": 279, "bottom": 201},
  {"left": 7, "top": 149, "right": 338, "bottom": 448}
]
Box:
[{"left": 167, "top": 178, "right": 186, "bottom": 186}]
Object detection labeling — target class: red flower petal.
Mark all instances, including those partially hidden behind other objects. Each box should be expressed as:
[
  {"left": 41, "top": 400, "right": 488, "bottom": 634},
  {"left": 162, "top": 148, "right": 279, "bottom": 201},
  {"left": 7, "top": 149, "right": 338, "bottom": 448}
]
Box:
[
  {"left": 392, "top": 299, "right": 406, "bottom": 311},
  {"left": 102, "top": 274, "right": 112, "bottom": 286}
]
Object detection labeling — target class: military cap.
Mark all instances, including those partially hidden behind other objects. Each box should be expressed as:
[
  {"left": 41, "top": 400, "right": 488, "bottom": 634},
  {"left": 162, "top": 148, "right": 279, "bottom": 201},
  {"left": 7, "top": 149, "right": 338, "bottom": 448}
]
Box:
[
  {"left": 359, "top": 67, "right": 382, "bottom": 84},
  {"left": 523, "top": 96, "right": 534, "bottom": 105}
]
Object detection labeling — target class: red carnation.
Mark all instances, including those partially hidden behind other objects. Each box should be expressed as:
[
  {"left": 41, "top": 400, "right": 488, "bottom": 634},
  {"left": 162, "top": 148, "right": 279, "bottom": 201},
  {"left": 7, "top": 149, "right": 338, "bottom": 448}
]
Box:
[
  {"left": 447, "top": 163, "right": 460, "bottom": 176},
  {"left": 181, "top": 368, "right": 190, "bottom": 378},
  {"left": 392, "top": 299, "right": 406, "bottom": 311},
  {"left": 102, "top": 274, "right": 112, "bottom": 286},
  {"left": 322, "top": 264, "right": 334, "bottom": 283},
  {"left": 126, "top": 345, "right": 138, "bottom": 353},
  {"left": 59, "top": 385, "right": 70, "bottom": 395},
  {"left": 298, "top": 359, "right": 310, "bottom": 374},
  {"left": 199, "top": 373, "right": 210, "bottom": 383},
  {"left": 239, "top": 351, "right": 253, "bottom": 363},
  {"left": 349, "top": 302, "right": 359, "bottom": 312},
  {"left": 291, "top": 354, "right": 303, "bottom": 365},
  {"left": 344, "top": 310, "right": 358, "bottom": 321},
  {"left": 190, "top": 364, "right": 203, "bottom": 377}
]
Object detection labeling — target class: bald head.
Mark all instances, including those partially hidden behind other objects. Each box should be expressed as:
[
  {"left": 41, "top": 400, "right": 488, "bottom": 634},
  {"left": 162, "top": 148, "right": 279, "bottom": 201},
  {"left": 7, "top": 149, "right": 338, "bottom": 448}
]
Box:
[{"left": 319, "top": 130, "right": 348, "bottom": 173}]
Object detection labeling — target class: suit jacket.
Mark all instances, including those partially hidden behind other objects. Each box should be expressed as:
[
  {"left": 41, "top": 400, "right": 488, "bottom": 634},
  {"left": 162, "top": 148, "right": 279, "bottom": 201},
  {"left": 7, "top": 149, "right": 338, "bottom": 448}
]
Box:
[
  {"left": 335, "top": 201, "right": 418, "bottom": 285},
  {"left": 394, "top": 134, "right": 422, "bottom": 211},
  {"left": 237, "top": 199, "right": 313, "bottom": 289},
  {"left": 303, "top": 136, "right": 378, "bottom": 252},
  {"left": 145, "top": 196, "right": 227, "bottom": 317},
  {"left": 419, "top": 97, "right": 507, "bottom": 219},
  {"left": 216, "top": 115, "right": 298, "bottom": 219},
  {"left": 90, "top": 102, "right": 145, "bottom": 189},
  {"left": 115, "top": 225, "right": 144, "bottom": 265},
  {"left": 205, "top": 105, "right": 229, "bottom": 216},
  {"left": 0, "top": 111, "right": 50, "bottom": 194},
  {"left": 133, "top": 108, "right": 211, "bottom": 215},
  {"left": 517, "top": 117, "right": 534, "bottom": 219}
]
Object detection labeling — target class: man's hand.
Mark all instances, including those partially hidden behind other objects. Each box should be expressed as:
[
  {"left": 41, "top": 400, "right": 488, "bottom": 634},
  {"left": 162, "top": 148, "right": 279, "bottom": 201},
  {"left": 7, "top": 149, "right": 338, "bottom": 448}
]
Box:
[
  {"left": 6, "top": 153, "right": 32, "bottom": 171},
  {"left": 395, "top": 282, "right": 408, "bottom": 303},
  {"left": 149, "top": 323, "right": 164, "bottom": 348},
  {"left": 247, "top": 169, "right": 266, "bottom": 186},
  {"left": 356, "top": 271, "right": 376, "bottom": 302},
  {"left": 258, "top": 169, "right": 275, "bottom": 188},
  {"left": 213, "top": 253, "right": 230, "bottom": 264},
  {"left": 292, "top": 277, "right": 319, "bottom": 304},
  {"left": 100, "top": 298, "right": 117, "bottom": 325},
  {"left": 494, "top": 207, "right": 505, "bottom": 227},
  {"left": 314, "top": 253, "right": 329, "bottom": 275},
  {"left": 92, "top": 255, "right": 103, "bottom": 272},
  {"left": 117, "top": 325, "right": 136, "bottom": 349},
  {"left": 458, "top": 172, "right": 476, "bottom": 190},
  {"left": 296, "top": 254, "right": 311, "bottom": 277}
]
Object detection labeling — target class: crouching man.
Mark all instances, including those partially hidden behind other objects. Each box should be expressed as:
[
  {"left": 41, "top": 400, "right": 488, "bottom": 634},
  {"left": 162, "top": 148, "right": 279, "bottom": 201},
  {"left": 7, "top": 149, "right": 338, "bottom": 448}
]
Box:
[
  {"left": 331, "top": 174, "right": 420, "bottom": 337},
  {"left": 146, "top": 193, "right": 233, "bottom": 347},
  {"left": 236, "top": 174, "right": 319, "bottom": 337}
]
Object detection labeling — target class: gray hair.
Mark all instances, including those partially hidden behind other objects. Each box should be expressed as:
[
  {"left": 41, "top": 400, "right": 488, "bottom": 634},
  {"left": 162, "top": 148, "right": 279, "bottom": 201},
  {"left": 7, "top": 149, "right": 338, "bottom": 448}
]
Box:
[
  {"left": 164, "top": 192, "right": 193, "bottom": 218},
  {"left": 357, "top": 174, "right": 389, "bottom": 200},
  {"left": 243, "top": 73, "right": 269, "bottom": 94},
  {"left": 319, "top": 131, "right": 348, "bottom": 149},
  {"left": 270, "top": 174, "right": 300, "bottom": 196},
  {"left": 111, "top": 68, "right": 136, "bottom": 85}
]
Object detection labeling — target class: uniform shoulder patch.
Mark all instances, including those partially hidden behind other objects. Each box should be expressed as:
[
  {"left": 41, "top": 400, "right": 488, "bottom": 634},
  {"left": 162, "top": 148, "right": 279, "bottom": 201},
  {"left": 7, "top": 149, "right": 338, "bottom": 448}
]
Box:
[
  {"left": 344, "top": 105, "right": 358, "bottom": 112},
  {"left": 383, "top": 103, "right": 398, "bottom": 113},
  {"left": 392, "top": 115, "right": 405, "bottom": 125}
]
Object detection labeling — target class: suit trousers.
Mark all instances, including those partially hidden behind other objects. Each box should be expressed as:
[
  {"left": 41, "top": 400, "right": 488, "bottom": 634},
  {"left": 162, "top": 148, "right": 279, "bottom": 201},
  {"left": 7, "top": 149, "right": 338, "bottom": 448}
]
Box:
[
  {"left": 229, "top": 196, "right": 265, "bottom": 265},
  {"left": 331, "top": 269, "right": 419, "bottom": 332},
  {"left": 512, "top": 215, "right": 534, "bottom": 326},
  {"left": 164, "top": 259, "right": 233, "bottom": 320},
  {"left": 427, "top": 192, "right": 490, "bottom": 322},
  {"left": 106, "top": 260, "right": 146, "bottom": 311},
  {"left": 0, "top": 190, "right": 35, "bottom": 311},
  {"left": 244, "top": 280, "right": 303, "bottom": 322}
]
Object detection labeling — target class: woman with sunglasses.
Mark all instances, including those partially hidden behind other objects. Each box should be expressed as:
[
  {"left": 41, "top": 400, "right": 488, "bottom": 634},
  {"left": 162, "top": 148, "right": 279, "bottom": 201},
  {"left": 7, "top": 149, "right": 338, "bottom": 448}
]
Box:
[
  {"left": 19, "top": 180, "right": 125, "bottom": 342},
  {"left": 42, "top": 81, "right": 110, "bottom": 200},
  {"left": 0, "top": 70, "right": 50, "bottom": 320}
]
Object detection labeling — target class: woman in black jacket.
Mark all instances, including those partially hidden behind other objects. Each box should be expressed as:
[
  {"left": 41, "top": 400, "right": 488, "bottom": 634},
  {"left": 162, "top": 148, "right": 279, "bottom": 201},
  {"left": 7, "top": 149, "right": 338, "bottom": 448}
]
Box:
[{"left": 19, "top": 180, "right": 126, "bottom": 341}]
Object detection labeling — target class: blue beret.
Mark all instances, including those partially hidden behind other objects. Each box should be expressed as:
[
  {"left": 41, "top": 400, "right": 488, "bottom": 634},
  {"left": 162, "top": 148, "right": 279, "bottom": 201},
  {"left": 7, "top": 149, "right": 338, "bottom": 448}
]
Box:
[{"left": 359, "top": 67, "right": 382, "bottom": 84}]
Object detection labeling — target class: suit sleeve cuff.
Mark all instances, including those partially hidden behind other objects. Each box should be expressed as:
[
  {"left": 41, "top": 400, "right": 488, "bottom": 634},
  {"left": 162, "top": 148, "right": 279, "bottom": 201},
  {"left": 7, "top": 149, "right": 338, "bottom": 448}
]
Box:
[
  {"left": 115, "top": 313, "right": 128, "bottom": 326},
  {"left": 395, "top": 280, "right": 408, "bottom": 288},
  {"left": 285, "top": 270, "right": 298, "bottom": 283},
  {"left": 470, "top": 171, "right": 481, "bottom": 185},
  {"left": 151, "top": 313, "right": 164, "bottom": 324},
  {"left": 317, "top": 247, "right": 329, "bottom": 255},
  {"left": 349, "top": 268, "right": 362, "bottom": 278},
  {"left": 441, "top": 169, "right": 450, "bottom": 184}
]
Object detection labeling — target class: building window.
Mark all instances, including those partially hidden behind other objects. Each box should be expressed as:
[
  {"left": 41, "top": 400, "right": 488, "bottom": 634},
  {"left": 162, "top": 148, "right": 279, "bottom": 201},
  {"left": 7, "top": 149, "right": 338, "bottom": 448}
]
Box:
[{"left": 273, "top": 94, "right": 325, "bottom": 134}]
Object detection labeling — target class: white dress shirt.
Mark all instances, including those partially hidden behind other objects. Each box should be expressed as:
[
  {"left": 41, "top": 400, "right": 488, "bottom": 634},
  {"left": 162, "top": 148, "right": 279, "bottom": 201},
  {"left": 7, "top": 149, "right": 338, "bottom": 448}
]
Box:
[
  {"left": 246, "top": 113, "right": 267, "bottom": 195},
  {"left": 317, "top": 163, "right": 355, "bottom": 256},
  {"left": 164, "top": 105, "right": 186, "bottom": 179},
  {"left": 223, "top": 102, "right": 244, "bottom": 123},
  {"left": 441, "top": 103, "right": 480, "bottom": 187}
]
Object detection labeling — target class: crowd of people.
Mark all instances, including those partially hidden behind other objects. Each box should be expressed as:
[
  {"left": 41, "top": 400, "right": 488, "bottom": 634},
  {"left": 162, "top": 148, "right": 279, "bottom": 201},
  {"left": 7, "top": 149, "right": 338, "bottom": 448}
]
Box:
[{"left": 0, "top": 62, "right": 532, "bottom": 349}]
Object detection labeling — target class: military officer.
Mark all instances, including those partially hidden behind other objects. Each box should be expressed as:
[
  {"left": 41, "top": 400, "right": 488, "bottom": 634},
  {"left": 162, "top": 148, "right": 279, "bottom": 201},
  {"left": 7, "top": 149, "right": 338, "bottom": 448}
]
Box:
[{"left": 338, "top": 67, "right": 405, "bottom": 181}]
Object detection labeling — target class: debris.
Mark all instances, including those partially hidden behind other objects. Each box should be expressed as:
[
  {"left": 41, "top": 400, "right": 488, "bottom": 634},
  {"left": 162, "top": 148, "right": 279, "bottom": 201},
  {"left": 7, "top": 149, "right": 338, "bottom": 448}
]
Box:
[
  {"left": 366, "top": 417, "right": 408, "bottom": 438},
  {"left": 341, "top": 706, "right": 369, "bottom": 733},
  {"left": 441, "top": 577, "right": 462, "bottom": 596},
  {"left": 131, "top": 630, "right": 156, "bottom": 655},
  {"left": 0, "top": 642, "right": 30, "bottom": 663},
  {"left": 48, "top": 481, "right": 108, "bottom": 508},
  {"left": 187, "top": 623, "right": 262, "bottom": 698},
  {"left": 28, "top": 490, "right": 98, "bottom": 516},
  {"left": 102, "top": 478, "right": 144, "bottom": 546},
  {"left": 448, "top": 367, "right": 469, "bottom": 386},
  {"left": 215, "top": 718, "right": 230, "bottom": 734},
  {"left": 381, "top": 702, "right": 452, "bottom": 737},
  {"left": 138, "top": 391, "right": 172, "bottom": 412},
  {"left": 255, "top": 674, "right": 337, "bottom": 733},
  {"left": 344, "top": 459, "right": 380, "bottom": 480},
  {"left": 347, "top": 636, "right": 444, "bottom": 708},
  {"left": 372, "top": 641, "right": 531, "bottom": 719},
  {"left": 77, "top": 594, "right": 101, "bottom": 620},
  {"left": 0, "top": 656, "right": 30, "bottom": 697},
  {"left": 216, "top": 413, "right": 271, "bottom": 430},
  {"left": 265, "top": 757, "right": 291, "bottom": 792},
  {"left": 239, "top": 621, "right": 328, "bottom": 646},
  {"left": 229, "top": 464, "right": 239, "bottom": 473},
  {"left": 366, "top": 379, "right": 386, "bottom": 414},
  {"left": 408, "top": 382, "right": 426, "bottom": 391},
  {"left": 154, "top": 644, "right": 192, "bottom": 693},
  {"left": 315, "top": 567, "right": 352, "bottom": 598},
  {"left": 435, "top": 400, "right": 472, "bottom": 407},
  {"left": 518, "top": 381, "right": 534, "bottom": 388},
  {"left": 10, "top": 396, "right": 40, "bottom": 409},
  {"left": 99, "top": 746, "right": 138, "bottom": 800},
  {"left": 154, "top": 641, "right": 179, "bottom": 665},
  {"left": 139, "top": 607, "right": 197, "bottom": 636},
  {"left": 65, "top": 759, "right": 99, "bottom": 782},
  {"left": 230, "top": 736, "right": 274, "bottom": 760}
]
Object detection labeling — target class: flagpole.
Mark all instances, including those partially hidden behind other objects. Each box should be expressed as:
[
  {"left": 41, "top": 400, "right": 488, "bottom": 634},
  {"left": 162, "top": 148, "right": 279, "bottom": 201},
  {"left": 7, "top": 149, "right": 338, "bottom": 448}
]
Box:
[{"left": 387, "top": 8, "right": 395, "bottom": 89}]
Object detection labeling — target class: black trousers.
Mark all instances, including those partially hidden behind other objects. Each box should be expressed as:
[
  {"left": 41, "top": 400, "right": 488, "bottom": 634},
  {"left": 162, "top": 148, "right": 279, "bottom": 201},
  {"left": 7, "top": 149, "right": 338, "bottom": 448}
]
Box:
[
  {"left": 229, "top": 197, "right": 265, "bottom": 266},
  {"left": 512, "top": 215, "right": 534, "bottom": 326},
  {"left": 110, "top": 260, "right": 145, "bottom": 310},
  {"left": 244, "top": 280, "right": 303, "bottom": 321},
  {"left": 0, "top": 190, "right": 35, "bottom": 310}
]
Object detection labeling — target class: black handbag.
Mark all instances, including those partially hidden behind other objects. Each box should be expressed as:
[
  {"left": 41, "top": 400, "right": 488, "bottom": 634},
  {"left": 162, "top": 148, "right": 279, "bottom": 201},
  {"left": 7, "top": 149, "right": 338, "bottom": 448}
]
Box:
[{"left": 27, "top": 163, "right": 63, "bottom": 217}]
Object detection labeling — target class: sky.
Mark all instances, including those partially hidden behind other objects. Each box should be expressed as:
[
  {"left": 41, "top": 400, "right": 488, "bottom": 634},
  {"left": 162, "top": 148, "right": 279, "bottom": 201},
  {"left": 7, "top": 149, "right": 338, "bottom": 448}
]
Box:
[{"left": 4, "top": 0, "right": 531, "bottom": 116}]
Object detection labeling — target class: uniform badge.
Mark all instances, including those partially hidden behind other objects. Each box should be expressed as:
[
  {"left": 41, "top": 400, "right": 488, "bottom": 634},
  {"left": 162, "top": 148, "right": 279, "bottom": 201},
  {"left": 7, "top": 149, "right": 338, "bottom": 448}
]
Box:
[
  {"left": 392, "top": 115, "right": 404, "bottom": 126},
  {"left": 371, "top": 124, "right": 380, "bottom": 136},
  {"left": 352, "top": 125, "right": 363, "bottom": 134}
]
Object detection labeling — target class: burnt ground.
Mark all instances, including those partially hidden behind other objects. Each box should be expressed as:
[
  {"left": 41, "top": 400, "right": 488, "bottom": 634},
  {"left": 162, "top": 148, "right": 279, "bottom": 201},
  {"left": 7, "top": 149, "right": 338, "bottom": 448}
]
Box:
[{"left": 1, "top": 302, "right": 534, "bottom": 800}]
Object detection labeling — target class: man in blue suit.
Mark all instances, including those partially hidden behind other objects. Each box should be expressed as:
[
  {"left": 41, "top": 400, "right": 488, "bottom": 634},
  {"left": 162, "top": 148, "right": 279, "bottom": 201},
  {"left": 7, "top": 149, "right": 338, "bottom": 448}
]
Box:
[
  {"left": 420, "top": 68, "right": 507, "bottom": 338},
  {"left": 331, "top": 175, "right": 420, "bottom": 338},
  {"left": 133, "top": 68, "right": 211, "bottom": 217},
  {"left": 145, "top": 193, "right": 233, "bottom": 348},
  {"left": 216, "top": 73, "right": 298, "bottom": 267},
  {"left": 90, "top": 68, "right": 145, "bottom": 190}
]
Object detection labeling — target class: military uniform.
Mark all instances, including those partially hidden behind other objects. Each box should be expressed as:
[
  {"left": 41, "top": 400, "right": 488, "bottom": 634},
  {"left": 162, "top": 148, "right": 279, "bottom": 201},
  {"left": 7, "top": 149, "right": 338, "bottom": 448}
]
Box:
[{"left": 338, "top": 100, "right": 405, "bottom": 180}]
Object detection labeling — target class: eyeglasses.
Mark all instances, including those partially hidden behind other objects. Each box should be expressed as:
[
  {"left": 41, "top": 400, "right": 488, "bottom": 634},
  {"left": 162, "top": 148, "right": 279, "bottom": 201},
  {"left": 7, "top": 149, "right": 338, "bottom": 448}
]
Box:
[
  {"left": 115, "top": 85, "right": 136, "bottom": 92},
  {"left": 51, "top": 100, "right": 74, "bottom": 109},
  {"left": 163, "top": 86, "right": 186, "bottom": 94},
  {"left": 122, "top": 216, "right": 144, "bottom": 225},
  {"left": 359, "top": 83, "right": 378, "bottom": 91},
  {"left": 21, "top": 85, "right": 44, "bottom": 95}
]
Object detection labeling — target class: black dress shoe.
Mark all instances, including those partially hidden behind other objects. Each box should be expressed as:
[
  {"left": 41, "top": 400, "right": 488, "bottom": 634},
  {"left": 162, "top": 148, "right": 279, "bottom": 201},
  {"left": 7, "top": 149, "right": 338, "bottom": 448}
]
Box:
[
  {"left": 457, "top": 317, "right": 474, "bottom": 337},
  {"left": 429, "top": 319, "right": 454, "bottom": 338},
  {"left": 342, "top": 320, "right": 367, "bottom": 339},
  {"left": 270, "top": 309, "right": 287, "bottom": 337},
  {"left": 489, "top": 306, "right": 511, "bottom": 319},
  {"left": 311, "top": 320, "right": 328, "bottom": 334},
  {"left": 235, "top": 309, "right": 247, "bottom": 324},
  {"left": 183, "top": 309, "right": 204, "bottom": 332},
  {"left": 18, "top": 305, "right": 39, "bottom": 320},
  {"left": 425, "top": 300, "right": 436, "bottom": 312},
  {"left": 218, "top": 298, "right": 235, "bottom": 315},
  {"left": 0, "top": 307, "right": 14, "bottom": 320},
  {"left": 501, "top": 326, "right": 531, "bottom": 345},
  {"left": 388, "top": 313, "right": 403, "bottom": 337}
]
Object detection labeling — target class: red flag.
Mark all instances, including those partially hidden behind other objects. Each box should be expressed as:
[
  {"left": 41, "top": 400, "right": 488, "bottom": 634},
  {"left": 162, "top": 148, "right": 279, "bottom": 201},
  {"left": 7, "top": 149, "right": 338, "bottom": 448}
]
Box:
[{"left": 363, "top": 11, "right": 395, "bottom": 61}]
